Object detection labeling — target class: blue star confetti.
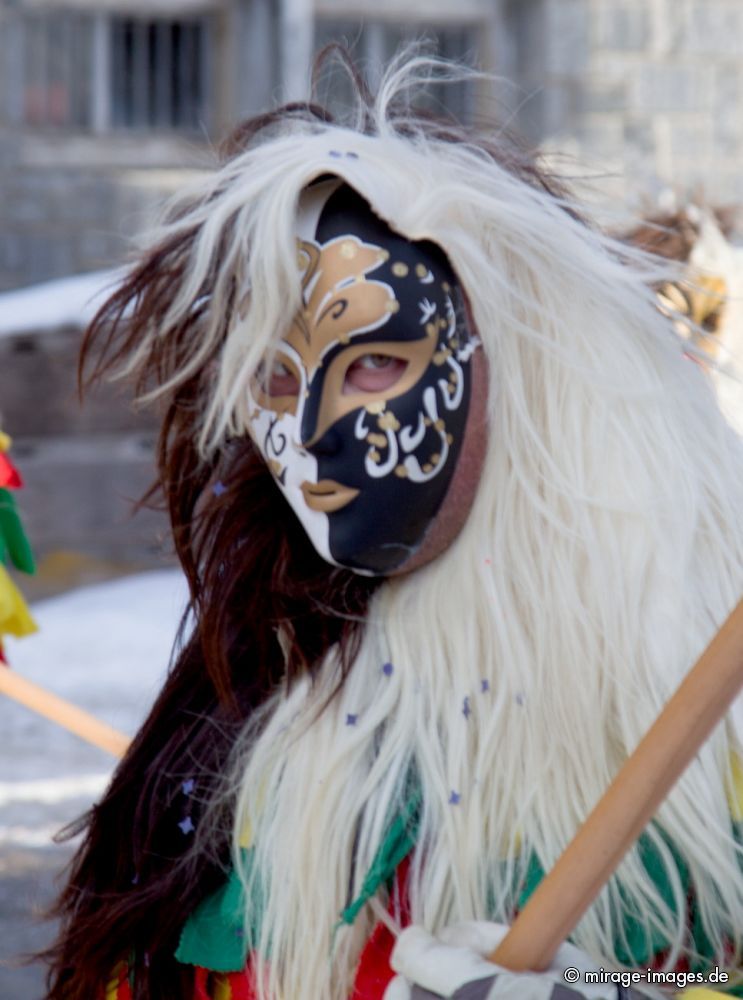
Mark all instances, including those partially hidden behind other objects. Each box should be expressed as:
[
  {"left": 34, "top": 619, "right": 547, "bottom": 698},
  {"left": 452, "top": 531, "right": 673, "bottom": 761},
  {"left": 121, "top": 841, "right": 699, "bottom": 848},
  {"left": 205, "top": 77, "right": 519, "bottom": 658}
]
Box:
[
  {"left": 449, "top": 790, "right": 461, "bottom": 805},
  {"left": 212, "top": 481, "right": 227, "bottom": 497},
  {"left": 346, "top": 713, "right": 358, "bottom": 726},
  {"left": 462, "top": 696, "right": 471, "bottom": 719},
  {"left": 181, "top": 778, "right": 195, "bottom": 796},
  {"left": 178, "top": 816, "right": 195, "bottom": 835},
  {"left": 382, "top": 662, "right": 394, "bottom": 677},
  {"left": 480, "top": 679, "right": 490, "bottom": 693}
]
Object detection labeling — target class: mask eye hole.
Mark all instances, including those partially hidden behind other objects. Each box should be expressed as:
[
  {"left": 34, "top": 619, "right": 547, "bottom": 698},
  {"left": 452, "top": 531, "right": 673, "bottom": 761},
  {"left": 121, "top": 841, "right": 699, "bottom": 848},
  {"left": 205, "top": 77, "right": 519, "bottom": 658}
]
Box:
[
  {"left": 256, "top": 358, "right": 300, "bottom": 397},
  {"left": 343, "top": 354, "right": 407, "bottom": 394}
]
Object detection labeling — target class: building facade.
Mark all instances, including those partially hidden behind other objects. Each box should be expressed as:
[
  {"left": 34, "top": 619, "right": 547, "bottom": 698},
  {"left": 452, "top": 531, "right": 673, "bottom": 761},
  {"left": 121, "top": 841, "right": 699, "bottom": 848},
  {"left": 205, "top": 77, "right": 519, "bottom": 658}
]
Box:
[{"left": 2, "top": 0, "right": 743, "bottom": 291}]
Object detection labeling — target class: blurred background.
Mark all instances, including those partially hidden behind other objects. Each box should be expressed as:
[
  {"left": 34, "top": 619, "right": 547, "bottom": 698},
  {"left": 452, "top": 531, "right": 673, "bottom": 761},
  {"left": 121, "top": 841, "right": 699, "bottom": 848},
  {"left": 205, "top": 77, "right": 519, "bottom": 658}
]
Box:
[{"left": 1, "top": 0, "right": 743, "bottom": 995}]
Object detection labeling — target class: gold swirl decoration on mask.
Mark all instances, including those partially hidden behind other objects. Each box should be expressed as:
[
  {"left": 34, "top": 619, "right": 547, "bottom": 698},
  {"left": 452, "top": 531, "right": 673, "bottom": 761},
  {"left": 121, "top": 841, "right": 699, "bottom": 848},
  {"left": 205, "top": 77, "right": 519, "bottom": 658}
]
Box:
[{"left": 290, "top": 236, "right": 396, "bottom": 368}]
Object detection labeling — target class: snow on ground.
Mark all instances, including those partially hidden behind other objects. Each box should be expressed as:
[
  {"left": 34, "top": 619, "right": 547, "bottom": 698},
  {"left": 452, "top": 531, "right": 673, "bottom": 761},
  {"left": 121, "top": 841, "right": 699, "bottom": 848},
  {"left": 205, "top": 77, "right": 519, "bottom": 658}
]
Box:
[
  {"left": 1, "top": 570, "right": 188, "bottom": 846},
  {"left": 0, "top": 269, "right": 124, "bottom": 337}
]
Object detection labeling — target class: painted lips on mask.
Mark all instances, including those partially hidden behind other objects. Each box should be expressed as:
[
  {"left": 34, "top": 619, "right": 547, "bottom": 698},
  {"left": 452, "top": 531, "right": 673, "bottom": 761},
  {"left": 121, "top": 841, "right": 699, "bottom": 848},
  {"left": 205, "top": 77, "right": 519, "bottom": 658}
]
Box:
[{"left": 247, "top": 183, "right": 479, "bottom": 575}]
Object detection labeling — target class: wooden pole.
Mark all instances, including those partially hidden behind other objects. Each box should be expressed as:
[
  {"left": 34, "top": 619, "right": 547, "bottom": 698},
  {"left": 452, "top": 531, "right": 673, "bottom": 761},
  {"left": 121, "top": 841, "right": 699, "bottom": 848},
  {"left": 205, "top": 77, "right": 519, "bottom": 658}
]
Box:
[
  {"left": 0, "top": 667, "right": 130, "bottom": 758},
  {"left": 490, "top": 598, "right": 743, "bottom": 972}
]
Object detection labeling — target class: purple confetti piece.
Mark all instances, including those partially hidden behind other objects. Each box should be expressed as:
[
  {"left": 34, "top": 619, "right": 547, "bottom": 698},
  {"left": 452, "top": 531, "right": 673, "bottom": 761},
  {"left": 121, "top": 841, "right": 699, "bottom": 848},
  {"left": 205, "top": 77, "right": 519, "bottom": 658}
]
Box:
[
  {"left": 178, "top": 816, "right": 195, "bottom": 835},
  {"left": 328, "top": 150, "right": 342, "bottom": 158},
  {"left": 181, "top": 778, "right": 195, "bottom": 796},
  {"left": 131, "top": 873, "right": 140, "bottom": 885},
  {"left": 462, "top": 696, "right": 471, "bottom": 719},
  {"left": 448, "top": 790, "right": 461, "bottom": 805},
  {"left": 345, "top": 713, "right": 358, "bottom": 726},
  {"left": 212, "top": 480, "right": 227, "bottom": 497},
  {"left": 480, "top": 679, "right": 490, "bottom": 693},
  {"left": 382, "top": 662, "right": 394, "bottom": 676},
  {"left": 515, "top": 692, "right": 525, "bottom": 706},
  {"left": 346, "top": 151, "right": 359, "bottom": 159}
]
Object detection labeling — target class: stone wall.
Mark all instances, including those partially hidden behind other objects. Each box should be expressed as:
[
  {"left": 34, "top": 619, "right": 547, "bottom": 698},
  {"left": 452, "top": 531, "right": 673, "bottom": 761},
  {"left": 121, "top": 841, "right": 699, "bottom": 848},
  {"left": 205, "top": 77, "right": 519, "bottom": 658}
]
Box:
[
  {"left": 0, "top": 323, "right": 170, "bottom": 568},
  {"left": 536, "top": 0, "right": 743, "bottom": 207}
]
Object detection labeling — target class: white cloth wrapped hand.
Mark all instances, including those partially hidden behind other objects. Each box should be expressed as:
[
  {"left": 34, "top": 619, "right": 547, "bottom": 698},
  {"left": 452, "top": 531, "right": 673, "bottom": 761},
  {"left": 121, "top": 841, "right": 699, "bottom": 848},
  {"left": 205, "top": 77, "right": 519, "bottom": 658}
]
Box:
[{"left": 383, "top": 922, "right": 663, "bottom": 1000}]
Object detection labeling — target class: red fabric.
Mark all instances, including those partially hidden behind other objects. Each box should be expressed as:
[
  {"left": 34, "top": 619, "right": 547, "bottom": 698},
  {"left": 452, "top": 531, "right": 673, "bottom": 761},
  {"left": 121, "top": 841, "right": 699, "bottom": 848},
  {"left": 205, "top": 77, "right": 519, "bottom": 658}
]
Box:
[
  {"left": 351, "top": 858, "right": 412, "bottom": 999},
  {"left": 194, "top": 967, "right": 213, "bottom": 1000},
  {"left": 0, "top": 453, "right": 22, "bottom": 490},
  {"left": 223, "top": 967, "right": 257, "bottom": 1000}
]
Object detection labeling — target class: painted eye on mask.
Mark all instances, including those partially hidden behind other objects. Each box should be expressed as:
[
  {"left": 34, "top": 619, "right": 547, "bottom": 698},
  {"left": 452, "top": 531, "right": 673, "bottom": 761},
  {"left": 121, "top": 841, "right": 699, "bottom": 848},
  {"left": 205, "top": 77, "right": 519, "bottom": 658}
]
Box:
[
  {"left": 343, "top": 354, "right": 407, "bottom": 394},
  {"left": 257, "top": 359, "right": 300, "bottom": 398}
]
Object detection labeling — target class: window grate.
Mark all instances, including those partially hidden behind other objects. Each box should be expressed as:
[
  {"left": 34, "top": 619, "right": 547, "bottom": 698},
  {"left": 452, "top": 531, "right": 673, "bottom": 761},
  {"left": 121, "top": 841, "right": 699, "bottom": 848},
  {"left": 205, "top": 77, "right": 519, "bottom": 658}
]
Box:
[{"left": 110, "top": 16, "right": 208, "bottom": 131}]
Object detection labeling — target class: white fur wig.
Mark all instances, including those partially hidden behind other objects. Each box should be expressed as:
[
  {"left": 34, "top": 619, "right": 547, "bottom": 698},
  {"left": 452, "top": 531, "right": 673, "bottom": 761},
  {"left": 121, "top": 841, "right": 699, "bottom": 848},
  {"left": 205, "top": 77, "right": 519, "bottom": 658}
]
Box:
[{"left": 125, "top": 55, "right": 743, "bottom": 1000}]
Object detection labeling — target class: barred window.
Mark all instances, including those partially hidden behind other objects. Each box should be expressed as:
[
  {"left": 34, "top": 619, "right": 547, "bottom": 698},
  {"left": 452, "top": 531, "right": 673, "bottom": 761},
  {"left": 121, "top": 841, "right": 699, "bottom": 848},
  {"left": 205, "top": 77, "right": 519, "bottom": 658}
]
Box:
[
  {"left": 0, "top": 7, "right": 209, "bottom": 133},
  {"left": 17, "top": 9, "right": 93, "bottom": 128},
  {"left": 111, "top": 17, "right": 208, "bottom": 130}
]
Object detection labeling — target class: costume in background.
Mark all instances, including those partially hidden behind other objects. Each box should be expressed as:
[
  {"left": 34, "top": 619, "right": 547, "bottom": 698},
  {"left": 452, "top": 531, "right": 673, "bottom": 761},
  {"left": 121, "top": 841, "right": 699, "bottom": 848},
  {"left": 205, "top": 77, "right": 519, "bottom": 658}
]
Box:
[
  {"left": 0, "top": 425, "right": 36, "bottom": 661},
  {"left": 46, "top": 55, "right": 743, "bottom": 1000}
]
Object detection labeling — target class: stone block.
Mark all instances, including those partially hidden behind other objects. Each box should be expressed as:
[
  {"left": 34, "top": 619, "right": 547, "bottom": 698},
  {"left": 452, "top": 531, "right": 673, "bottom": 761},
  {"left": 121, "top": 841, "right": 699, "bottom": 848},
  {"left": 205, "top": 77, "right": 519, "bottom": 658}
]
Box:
[
  {"left": 0, "top": 327, "right": 158, "bottom": 438},
  {"left": 630, "top": 63, "right": 713, "bottom": 113},
  {"left": 580, "top": 76, "right": 628, "bottom": 114},
  {"left": 545, "top": 0, "right": 590, "bottom": 75},
  {"left": 596, "top": 3, "right": 650, "bottom": 52},
  {"left": 685, "top": 3, "right": 743, "bottom": 56},
  {"left": 10, "top": 434, "right": 170, "bottom": 563},
  {"left": 668, "top": 119, "right": 714, "bottom": 161},
  {"left": 623, "top": 118, "right": 657, "bottom": 157}
]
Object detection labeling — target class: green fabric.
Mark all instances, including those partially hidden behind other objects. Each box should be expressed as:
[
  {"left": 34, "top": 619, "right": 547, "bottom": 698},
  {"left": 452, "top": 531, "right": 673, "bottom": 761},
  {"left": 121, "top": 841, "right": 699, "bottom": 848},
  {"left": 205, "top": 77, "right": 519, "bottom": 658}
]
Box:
[
  {"left": 175, "top": 794, "right": 742, "bottom": 990},
  {"left": 176, "top": 858, "right": 252, "bottom": 972},
  {"left": 0, "top": 488, "right": 35, "bottom": 574},
  {"left": 339, "top": 787, "right": 421, "bottom": 926},
  {"left": 518, "top": 835, "right": 687, "bottom": 964},
  {"left": 176, "top": 791, "right": 421, "bottom": 972}
]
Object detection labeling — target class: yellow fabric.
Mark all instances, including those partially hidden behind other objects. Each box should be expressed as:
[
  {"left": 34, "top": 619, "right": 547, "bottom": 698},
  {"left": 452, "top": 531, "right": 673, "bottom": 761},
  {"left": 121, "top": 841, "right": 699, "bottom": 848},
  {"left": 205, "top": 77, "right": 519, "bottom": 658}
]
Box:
[
  {"left": 678, "top": 991, "right": 729, "bottom": 998},
  {"left": 213, "top": 975, "right": 232, "bottom": 1000},
  {"left": 104, "top": 962, "right": 125, "bottom": 1000},
  {"left": 729, "top": 753, "right": 743, "bottom": 822},
  {"left": 0, "top": 563, "right": 36, "bottom": 638}
]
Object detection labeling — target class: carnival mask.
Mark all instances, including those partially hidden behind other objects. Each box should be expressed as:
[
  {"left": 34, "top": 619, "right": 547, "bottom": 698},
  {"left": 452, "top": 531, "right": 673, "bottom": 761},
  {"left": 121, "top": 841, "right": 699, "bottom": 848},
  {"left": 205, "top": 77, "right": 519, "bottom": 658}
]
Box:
[{"left": 247, "top": 182, "right": 484, "bottom": 575}]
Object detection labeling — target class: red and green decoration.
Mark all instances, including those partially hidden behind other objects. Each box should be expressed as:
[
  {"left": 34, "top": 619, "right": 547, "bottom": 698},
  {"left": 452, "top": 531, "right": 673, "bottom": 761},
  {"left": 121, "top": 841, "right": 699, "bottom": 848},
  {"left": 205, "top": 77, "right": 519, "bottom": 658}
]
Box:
[{"left": 0, "top": 428, "right": 37, "bottom": 662}]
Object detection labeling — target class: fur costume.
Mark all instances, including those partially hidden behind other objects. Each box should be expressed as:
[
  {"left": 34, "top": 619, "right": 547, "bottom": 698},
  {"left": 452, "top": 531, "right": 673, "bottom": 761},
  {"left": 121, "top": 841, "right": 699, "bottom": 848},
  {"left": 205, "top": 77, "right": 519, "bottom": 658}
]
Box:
[{"left": 46, "top": 53, "right": 743, "bottom": 1000}]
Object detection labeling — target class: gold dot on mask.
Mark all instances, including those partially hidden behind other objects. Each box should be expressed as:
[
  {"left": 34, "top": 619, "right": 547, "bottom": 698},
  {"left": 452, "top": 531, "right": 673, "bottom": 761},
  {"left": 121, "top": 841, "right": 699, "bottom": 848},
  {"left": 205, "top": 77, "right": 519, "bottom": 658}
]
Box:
[
  {"left": 269, "top": 460, "right": 283, "bottom": 478},
  {"left": 369, "top": 449, "right": 381, "bottom": 462},
  {"left": 340, "top": 241, "right": 357, "bottom": 259},
  {"left": 367, "top": 432, "right": 388, "bottom": 447},
  {"left": 394, "top": 465, "right": 408, "bottom": 478},
  {"left": 433, "top": 351, "right": 447, "bottom": 365},
  {"left": 378, "top": 411, "right": 401, "bottom": 432},
  {"left": 442, "top": 281, "right": 451, "bottom": 292},
  {"left": 431, "top": 453, "right": 441, "bottom": 464},
  {"left": 366, "top": 400, "right": 386, "bottom": 415},
  {"left": 426, "top": 322, "right": 437, "bottom": 337},
  {"left": 435, "top": 418, "right": 446, "bottom": 431},
  {"left": 392, "top": 262, "right": 409, "bottom": 277},
  {"left": 415, "top": 263, "right": 427, "bottom": 278},
  {"left": 446, "top": 433, "right": 454, "bottom": 444},
  {"left": 423, "top": 463, "right": 433, "bottom": 473},
  {"left": 439, "top": 317, "right": 448, "bottom": 329},
  {"left": 385, "top": 300, "right": 400, "bottom": 313}
]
